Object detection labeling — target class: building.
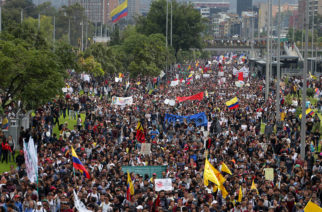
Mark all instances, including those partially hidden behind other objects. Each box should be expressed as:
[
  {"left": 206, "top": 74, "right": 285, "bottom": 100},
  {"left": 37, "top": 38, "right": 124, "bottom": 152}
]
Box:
[
  {"left": 258, "top": 2, "right": 268, "bottom": 34},
  {"left": 32, "top": 0, "right": 68, "bottom": 8},
  {"left": 237, "top": 0, "right": 252, "bottom": 17},
  {"left": 192, "top": 1, "right": 230, "bottom": 13},
  {"left": 297, "top": 0, "right": 322, "bottom": 30},
  {"left": 68, "top": 0, "right": 108, "bottom": 24},
  {"left": 241, "top": 11, "right": 256, "bottom": 40}
]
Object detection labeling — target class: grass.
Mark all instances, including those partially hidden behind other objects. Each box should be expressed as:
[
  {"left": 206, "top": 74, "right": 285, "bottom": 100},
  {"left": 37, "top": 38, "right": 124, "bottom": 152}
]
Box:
[
  {"left": 52, "top": 112, "right": 86, "bottom": 137},
  {"left": 0, "top": 152, "right": 18, "bottom": 173}
]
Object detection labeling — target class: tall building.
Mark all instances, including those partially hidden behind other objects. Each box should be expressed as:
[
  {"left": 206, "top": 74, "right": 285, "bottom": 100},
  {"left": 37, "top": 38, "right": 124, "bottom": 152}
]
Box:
[
  {"left": 68, "top": 0, "right": 108, "bottom": 24},
  {"left": 237, "top": 0, "right": 252, "bottom": 17},
  {"left": 296, "top": 0, "right": 322, "bottom": 30},
  {"left": 32, "top": 0, "right": 68, "bottom": 8}
]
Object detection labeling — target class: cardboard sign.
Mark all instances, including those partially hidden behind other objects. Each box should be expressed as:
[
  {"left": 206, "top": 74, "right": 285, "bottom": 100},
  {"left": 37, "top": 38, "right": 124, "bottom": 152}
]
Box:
[{"left": 140, "top": 143, "right": 151, "bottom": 155}]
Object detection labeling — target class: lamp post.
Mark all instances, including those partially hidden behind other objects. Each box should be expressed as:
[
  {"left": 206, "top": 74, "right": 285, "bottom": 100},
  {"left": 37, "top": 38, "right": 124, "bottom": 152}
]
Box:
[
  {"left": 300, "top": 0, "right": 309, "bottom": 159},
  {"left": 276, "top": 0, "right": 281, "bottom": 121}
]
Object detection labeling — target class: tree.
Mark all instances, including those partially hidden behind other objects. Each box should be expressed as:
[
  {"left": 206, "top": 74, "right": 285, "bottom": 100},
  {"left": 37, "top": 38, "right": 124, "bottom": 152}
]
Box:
[
  {"left": 77, "top": 55, "right": 104, "bottom": 77},
  {"left": 136, "top": 0, "right": 204, "bottom": 56},
  {"left": 0, "top": 39, "right": 65, "bottom": 110},
  {"left": 55, "top": 41, "right": 78, "bottom": 70},
  {"left": 84, "top": 43, "right": 124, "bottom": 74},
  {"left": 121, "top": 30, "right": 172, "bottom": 77}
]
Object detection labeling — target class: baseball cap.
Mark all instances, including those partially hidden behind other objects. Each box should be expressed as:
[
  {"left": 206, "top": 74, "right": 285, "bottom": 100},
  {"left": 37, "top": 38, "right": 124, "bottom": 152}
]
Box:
[{"left": 37, "top": 202, "right": 42, "bottom": 206}]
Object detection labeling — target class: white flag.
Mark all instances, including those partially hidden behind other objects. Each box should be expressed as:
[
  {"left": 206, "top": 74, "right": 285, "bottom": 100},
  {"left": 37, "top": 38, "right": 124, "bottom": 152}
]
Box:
[
  {"left": 23, "top": 137, "right": 38, "bottom": 183},
  {"left": 155, "top": 179, "right": 173, "bottom": 191},
  {"left": 73, "top": 190, "right": 92, "bottom": 212}
]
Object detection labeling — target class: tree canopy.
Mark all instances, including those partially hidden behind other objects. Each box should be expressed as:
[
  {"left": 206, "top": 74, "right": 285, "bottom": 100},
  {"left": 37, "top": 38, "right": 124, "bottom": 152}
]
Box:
[
  {"left": 136, "top": 0, "right": 204, "bottom": 56},
  {"left": 0, "top": 39, "right": 65, "bottom": 110}
]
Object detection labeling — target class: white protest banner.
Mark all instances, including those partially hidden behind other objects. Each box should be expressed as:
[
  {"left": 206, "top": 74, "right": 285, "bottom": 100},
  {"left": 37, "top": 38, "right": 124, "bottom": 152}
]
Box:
[
  {"left": 203, "top": 74, "right": 210, "bottom": 78},
  {"left": 140, "top": 143, "right": 151, "bottom": 155},
  {"left": 23, "top": 137, "right": 38, "bottom": 183},
  {"left": 168, "top": 100, "right": 175, "bottom": 106},
  {"left": 159, "top": 71, "right": 165, "bottom": 78},
  {"left": 112, "top": 96, "right": 133, "bottom": 106},
  {"left": 155, "top": 179, "right": 173, "bottom": 191},
  {"left": 62, "top": 87, "right": 68, "bottom": 93},
  {"left": 218, "top": 72, "right": 224, "bottom": 77},
  {"left": 170, "top": 80, "right": 179, "bottom": 87},
  {"left": 195, "top": 75, "right": 201, "bottom": 79},
  {"left": 115, "top": 77, "right": 122, "bottom": 82}
]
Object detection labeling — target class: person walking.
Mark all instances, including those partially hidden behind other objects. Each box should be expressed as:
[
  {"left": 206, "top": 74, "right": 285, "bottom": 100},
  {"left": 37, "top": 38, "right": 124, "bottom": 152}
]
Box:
[
  {"left": 1, "top": 139, "right": 11, "bottom": 164},
  {"left": 7, "top": 135, "right": 15, "bottom": 162}
]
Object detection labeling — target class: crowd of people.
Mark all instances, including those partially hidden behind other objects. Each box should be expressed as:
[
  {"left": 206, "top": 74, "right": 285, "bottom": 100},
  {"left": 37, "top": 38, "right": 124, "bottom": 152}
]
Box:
[{"left": 0, "top": 55, "right": 321, "bottom": 212}]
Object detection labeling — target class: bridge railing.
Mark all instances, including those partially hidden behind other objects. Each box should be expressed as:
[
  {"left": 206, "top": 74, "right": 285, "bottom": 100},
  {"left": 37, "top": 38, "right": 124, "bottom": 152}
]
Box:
[{"left": 204, "top": 40, "right": 267, "bottom": 48}]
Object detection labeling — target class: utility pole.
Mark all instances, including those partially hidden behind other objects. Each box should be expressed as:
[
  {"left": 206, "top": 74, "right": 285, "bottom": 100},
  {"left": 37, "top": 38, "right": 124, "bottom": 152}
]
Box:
[
  {"left": 68, "top": 18, "right": 71, "bottom": 44},
  {"left": 311, "top": 0, "right": 314, "bottom": 72},
  {"left": 292, "top": 13, "right": 295, "bottom": 42},
  {"left": 166, "top": 0, "right": 168, "bottom": 48},
  {"left": 38, "top": 13, "right": 40, "bottom": 30},
  {"left": 300, "top": 0, "right": 309, "bottom": 159},
  {"left": 0, "top": 6, "right": 2, "bottom": 33},
  {"left": 166, "top": 0, "right": 169, "bottom": 73},
  {"left": 265, "top": 0, "right": 271, "bottom": 101},
  {"left": 276, "top": 0, "right": 281, "bottom": 121},
  {"left": 81, "top": 19, "right": 84, "bottom": 51},
  {"left": 53, "top": 16, "right": 56, "bottom": 49},
  {"left": 21, "top": 9, "right": 23, "bottom": 24},
  {"left": 170, "top": 0, "right": 173, "bottom": 47},
  {"left": 251, "top": 3, "right": 254, "bottom": 58}
]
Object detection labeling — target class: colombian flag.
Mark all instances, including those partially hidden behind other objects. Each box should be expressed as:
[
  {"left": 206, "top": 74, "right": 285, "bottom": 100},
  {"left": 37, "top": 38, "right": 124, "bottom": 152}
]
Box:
[
  {"left": 110, "top": 0, "right": 128, "bottom": 23},
  {"left": 71, "top": 147, "right": 90, "bottom": 179},
  {"left": 1, "top": 117, "right": 9, "bottom": 130},
  {"left": 126, "top": 172, "right": 134, "bottom": 200},
  {"left": 136, "top": 121, "right": 145, "bottom": 143},
  {"left": 299, "top": 108, "right": 315, "bottom": 119},
  {"left": 226, "top": 97, "right": 239, "bottom": 110}
]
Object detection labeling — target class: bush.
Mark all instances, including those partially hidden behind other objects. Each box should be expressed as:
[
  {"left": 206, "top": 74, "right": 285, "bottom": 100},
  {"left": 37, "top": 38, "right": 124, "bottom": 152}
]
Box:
[{"left": 307, "top": 88, "right": 314, "bottom": 97}]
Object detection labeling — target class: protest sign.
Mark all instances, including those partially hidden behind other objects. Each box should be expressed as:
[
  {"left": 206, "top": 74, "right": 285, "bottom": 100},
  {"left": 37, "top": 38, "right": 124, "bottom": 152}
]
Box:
[
  {"left": 155, "top": 179, "right": 173, "bottom": 191},
  {"left": 140, "top": 143, "right": 151, "bottom": 155},
  {"left": 264, "top": 168, "right": 274, "bottom": 181},
  {"left": 112, "top": 96, "right": 133, "bottom": 106}
]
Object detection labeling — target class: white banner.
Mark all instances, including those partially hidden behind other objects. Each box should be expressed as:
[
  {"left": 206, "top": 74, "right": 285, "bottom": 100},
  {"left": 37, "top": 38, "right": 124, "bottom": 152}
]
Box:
[
  {"left": 155, "top": 179, "right": 173, "bottom": 191},
  {"left": 218, "top": 72, "right": 224, "bottom": 77},
  {"left": 23, "top": 137, "right": 38, "bottom": 183},
  {"left": 140, "top": 143, "right": 151, "bottom": 155},
  {"left": 203, "top": 74, "right": 210, "bottom": 78},
  {"left": 170, "top": 80, "right": 179, "bottom": 87},
  {"left": 112, "top": 96, "right": 133, "bottom": 106},
  {"left": 73, "top": 190, "right": 92, "bottom": 212},
  {"left": 115, "top": 77, "right": 122, "bottom": 82}
]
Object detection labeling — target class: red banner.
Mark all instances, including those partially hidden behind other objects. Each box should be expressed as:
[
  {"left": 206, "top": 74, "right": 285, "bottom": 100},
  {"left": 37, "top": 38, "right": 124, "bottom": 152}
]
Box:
[
  {"left": 176, "top": 92, "right": 204, "bottom": 103},
  {"left": 238, "top": 72, "right": 244, "bottom": 81}
]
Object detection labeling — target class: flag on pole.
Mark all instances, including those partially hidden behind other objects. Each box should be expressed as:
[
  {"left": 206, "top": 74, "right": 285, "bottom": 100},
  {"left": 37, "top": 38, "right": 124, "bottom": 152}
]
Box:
[
  {"left": 204, "top": 159, "right": 220, "bottom": 186},
  {"left": 238, "top": 186, "right": 243, "bottom": 202},
  {"left": 136, "top": 121, "right": 145, "bottom": 143},
  {"left": 71, "top": 147, "right": 90, "bottom": 179},
  {"left": 110, "top": 0, "right": 128, "bottom": 23},
  {"left": 304, "top": 200, "right": 322, "bottom": 212},
  {"left": 23, "top": 137, "right": 38, "bottom": 183},
  {"left": 299, "top": 108, "right": 315, "bottom": 119},
  {"left": 221, "top": 162, "right": 232, "bottom": 175},
  {"left": 251, "top": 179, "right": 259, "bottom": 195},
  {"left": 225, "top": 97, "right": 239, "bottom": 110},
  {"left": 127, "top": 172, "right": 134, "bottom": 200}
]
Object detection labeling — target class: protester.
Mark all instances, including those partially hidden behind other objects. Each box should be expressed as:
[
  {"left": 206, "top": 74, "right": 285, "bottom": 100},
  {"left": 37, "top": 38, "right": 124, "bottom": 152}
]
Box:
[{"left": 0, "top": 55, "right": 321, "bottom": 212}]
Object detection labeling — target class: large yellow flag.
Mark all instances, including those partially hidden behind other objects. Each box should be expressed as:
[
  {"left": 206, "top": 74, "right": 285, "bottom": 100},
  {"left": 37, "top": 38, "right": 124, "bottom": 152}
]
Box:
[
  {"left": 211, "top": 166, "right": 226, "bottom": 185},
  {"left": 219, "top": 184, "right": 229, "bottom": 199},
  {"left": 251, "top": 179, "right": 259, "bottom": 195},
  {"left": 238, "top": 186, "right": 242, "bottom": 202},
  {"left": 127, "top": 171, "right": 134, "bottom": 195},
  {"left": 304, "top": 200, "right": 322, "bottom": 212},
  {"left": 204, "top": 159, "right": 220, "bottom": 186},
  {"left": 221, "top": 162, "right": 232, "bottom": 175}
]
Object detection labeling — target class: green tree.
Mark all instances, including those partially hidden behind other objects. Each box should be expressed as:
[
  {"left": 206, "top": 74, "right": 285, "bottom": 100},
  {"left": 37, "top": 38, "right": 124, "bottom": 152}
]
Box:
[
  {"left": 136, "top": 0, "right": 204, "bottom": 56},
  {"left": 84, "top": 43, "right": 123, "bottom": 74},
  {"left": 77, "top": 55, "right": 104, "bottom": 77},
  {"left": 0, "top": 39, "right": 65, "bottom": 110},
  {"left": 55, "top": 41, "right": 78, "bottom": 70}
]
